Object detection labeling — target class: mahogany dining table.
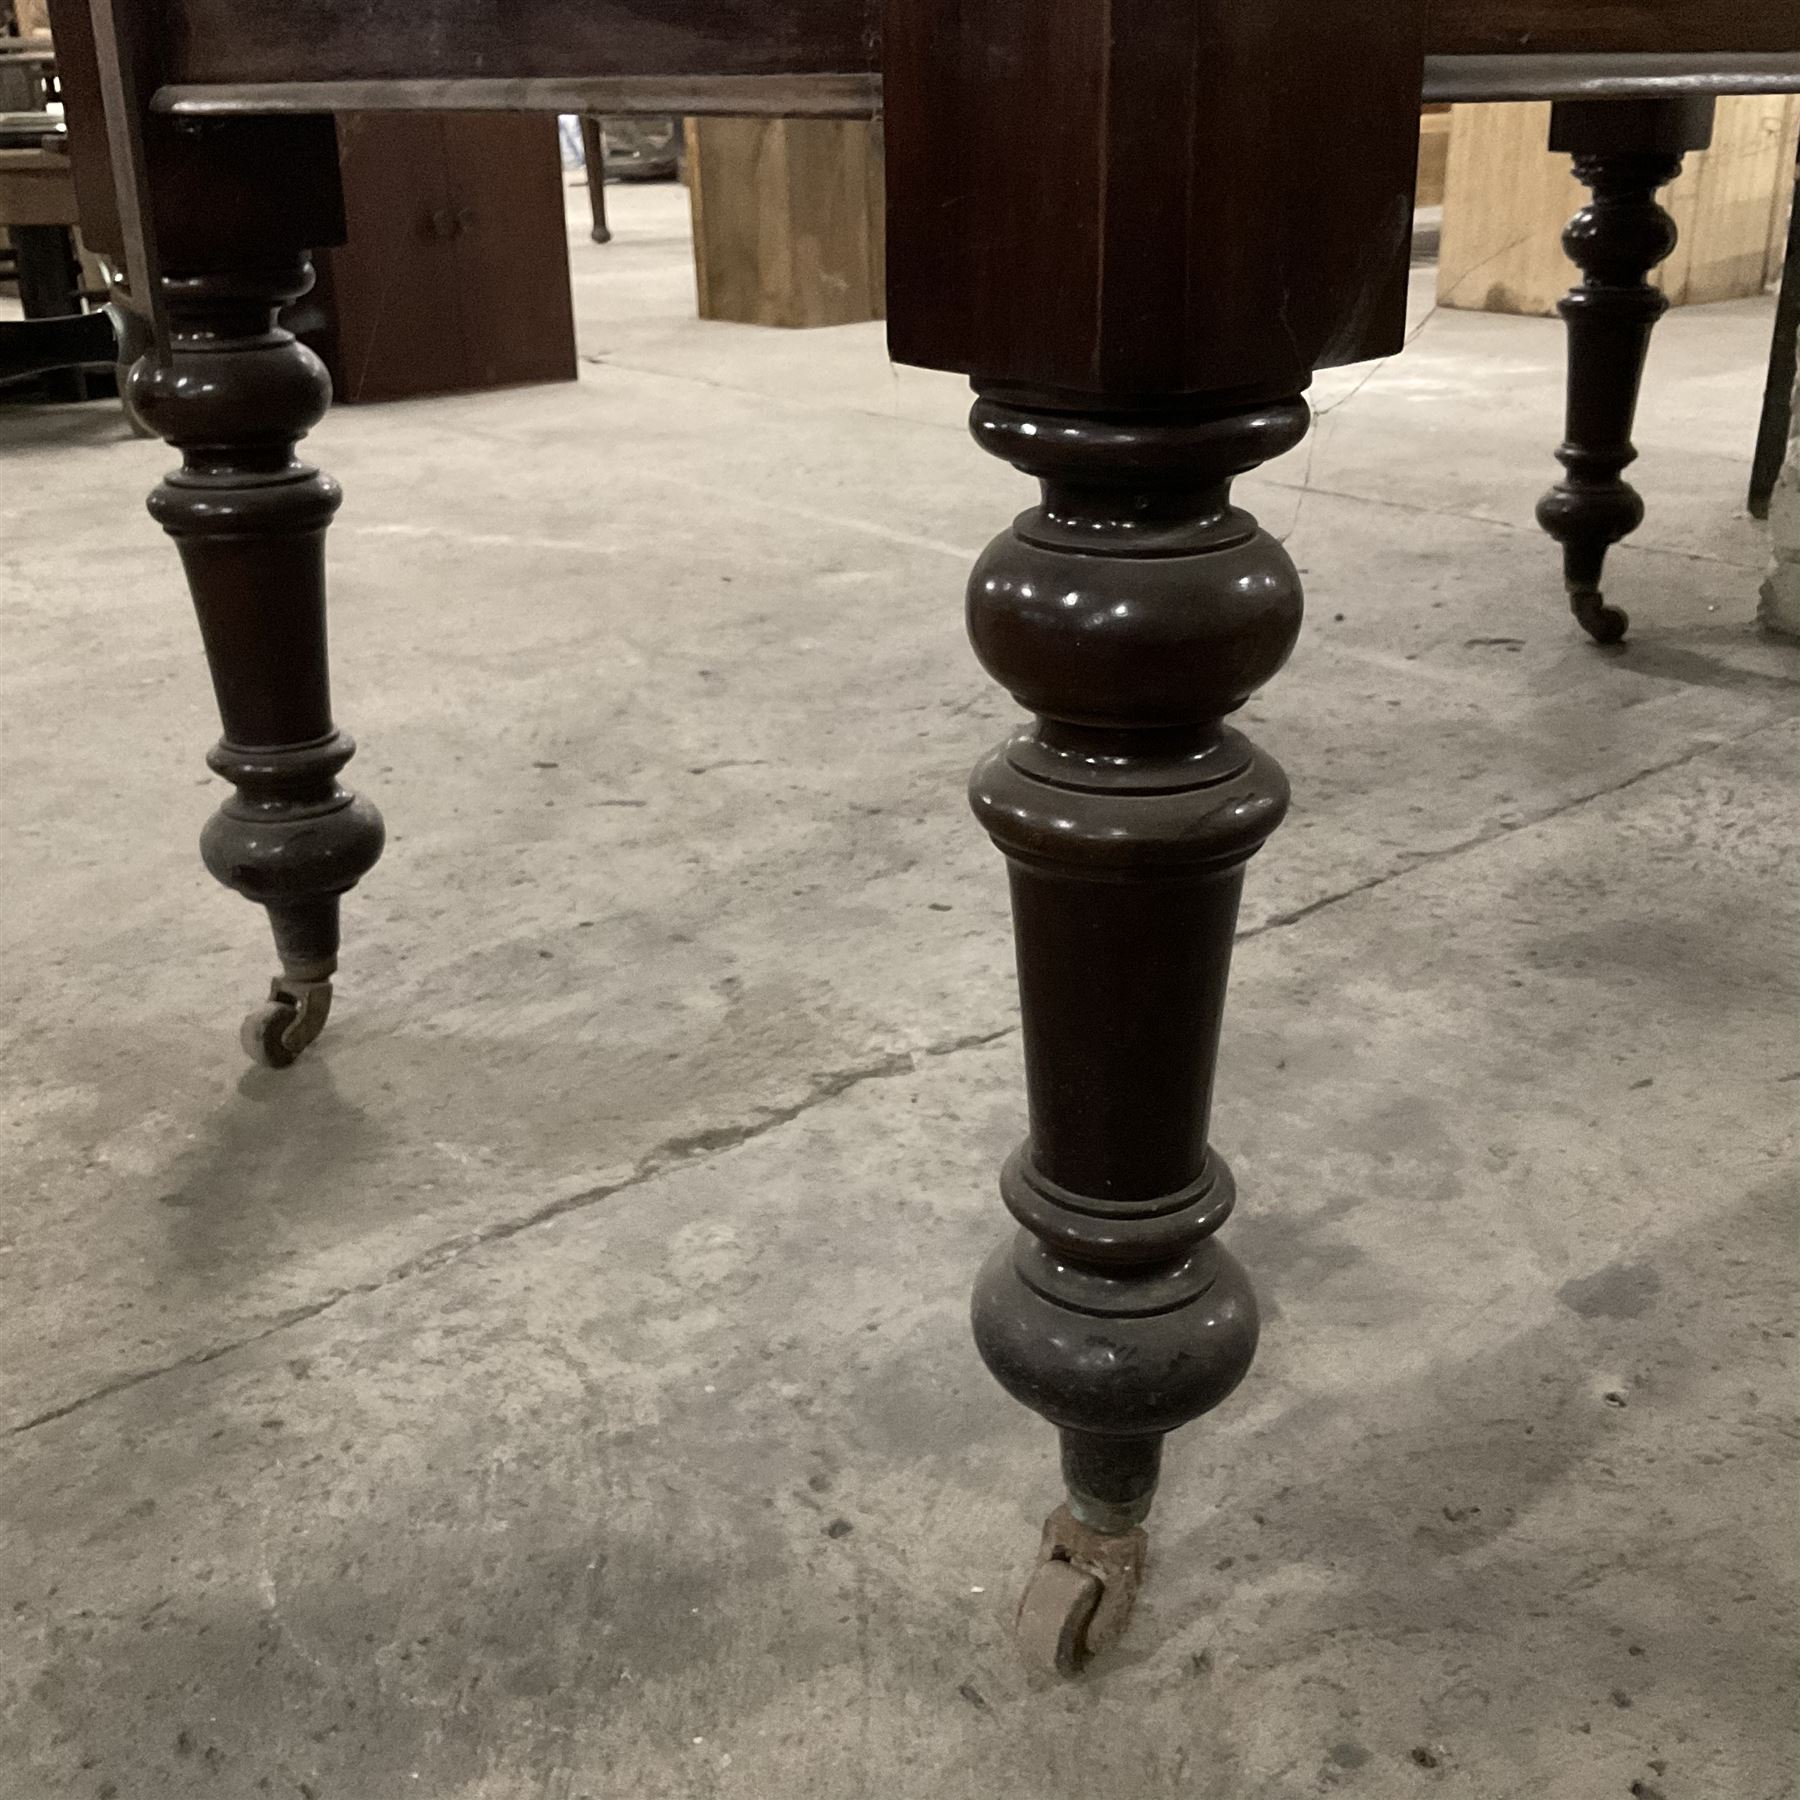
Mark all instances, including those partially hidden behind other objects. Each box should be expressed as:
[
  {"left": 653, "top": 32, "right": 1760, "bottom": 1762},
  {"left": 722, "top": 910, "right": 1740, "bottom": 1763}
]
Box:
[{"left": 37, "top": 0, "right": 1800, "bottom": 1675}]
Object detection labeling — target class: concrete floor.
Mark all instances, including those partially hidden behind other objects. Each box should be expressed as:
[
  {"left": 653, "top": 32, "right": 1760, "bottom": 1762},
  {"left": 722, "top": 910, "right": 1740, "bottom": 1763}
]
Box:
[{"left": 2, "top": 182, "right": 1797, "bottom": 1800}]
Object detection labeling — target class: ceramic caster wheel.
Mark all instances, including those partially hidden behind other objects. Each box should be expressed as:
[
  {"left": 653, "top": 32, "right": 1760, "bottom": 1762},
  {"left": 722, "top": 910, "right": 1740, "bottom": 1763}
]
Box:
[
  {"left": 1016, "top": 1557, "right": 1103, "bottom": 1677},
  {"left": 239, "top": 975, "right": 333, "bottom": 1069}
]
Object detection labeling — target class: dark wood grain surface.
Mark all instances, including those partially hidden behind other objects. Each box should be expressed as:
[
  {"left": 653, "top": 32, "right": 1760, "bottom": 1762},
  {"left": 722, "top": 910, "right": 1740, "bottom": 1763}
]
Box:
[
  {"left": 154, "top": 0, "right": 1797, "bottom": 95},
  {"left": 48, "top": 0, "right": 345, "bottom": 264},
  {"left": 1429, "top": 0, "right": 1799, "bottom": 55},
  {"left": 885, "top": 0, "right": 1425, "bottom": 395},
  {"left": 165, "top": 0, "right": 884, "bottom": 86}
]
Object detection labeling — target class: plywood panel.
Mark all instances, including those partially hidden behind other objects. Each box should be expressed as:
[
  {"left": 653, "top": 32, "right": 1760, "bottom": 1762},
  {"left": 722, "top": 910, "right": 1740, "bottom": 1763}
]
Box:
[
  {"left": 1437, "top": 102, "right": 1577, "bottom": 314},
  {"left": 1438, "top": 96, "right": 1799, "bottom": 315},
  {"left": 686, "top": 115, "right": 883, "bottom": 328},
  {"left": 1659, "top": 96, "right": 1798, "bottom": 303},
  {"left": 1417, "top": 109, "right": 1452, "bottom": 209}
]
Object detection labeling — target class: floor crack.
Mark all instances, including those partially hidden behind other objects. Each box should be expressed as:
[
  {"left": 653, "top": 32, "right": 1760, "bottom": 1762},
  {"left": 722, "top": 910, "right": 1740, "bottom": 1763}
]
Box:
[
  {"left": 1242, "top": 720, "right": 1779, "bottom": 942},
  {"left": 13, "top": 726, "right": 1782, "bottom": 1434},
  {"left": 6, "top": 1026, "right": 1016, "bottom": 1439}
]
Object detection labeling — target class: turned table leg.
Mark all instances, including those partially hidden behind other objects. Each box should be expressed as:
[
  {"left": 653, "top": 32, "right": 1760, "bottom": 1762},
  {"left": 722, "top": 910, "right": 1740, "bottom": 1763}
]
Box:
[
  {"left": 1536, "top": 97, "right": 1715, "bottom": 645},
  {"left": 130, "top": 258, "right": 384, "bottom": 1066},
  {"left": 962, "top": 388, "right": 1305, "bottom": 1671},
  {"left": 881, "top": 0, "right": 1422, "bottom": 1673}
]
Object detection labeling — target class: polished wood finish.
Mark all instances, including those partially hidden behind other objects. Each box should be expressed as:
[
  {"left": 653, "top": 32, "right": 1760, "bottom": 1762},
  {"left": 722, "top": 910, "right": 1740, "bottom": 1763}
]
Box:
[
  {"left": 155, "top": 73, "right": 883, "bottom": 118},
  {"left": 49, "top": 0, "right": 385, "bottom": 1059},
  {"left": 880, "top": 0, "right": 1431, "bottom": 1663},
  {"left": 48, "top": 0, "right": 345, "bottom": 270},
  {"left": 144, "top": 57, "right": 1800, "bottom": 123},
  {"left": 884, "top": 0, "right": 1424, "bottom": 396},
  {"left": 128, "top": 255, "right": 385, "bottom": 1061},
  {"left": 162, "top": 0, "right": 883, "bottom": 88},
  {"left": 1536, "top": 97, "right": 1715, "bottom": 643},
  {"left": 1424, "top": 49, "right": 1800, "bottom": 101},
  {"left": 965, "top": 389, "right": 1299, "bottom": 1578},
  {"left": 1429, "top": 0, "right": 1797, "bottom": 56},
  {"left": 138, "top": 0, "right": 1800, "bottom": 97}
]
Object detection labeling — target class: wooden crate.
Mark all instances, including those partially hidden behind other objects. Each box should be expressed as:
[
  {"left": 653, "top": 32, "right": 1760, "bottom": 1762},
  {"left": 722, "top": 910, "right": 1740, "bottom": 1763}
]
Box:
[
  {"left": 309, "top": 113, "right": 577, "bottom": 403},
  {"left": 685, "top": 116, "right": 884, "bottom": 328},
  {"left": 1438, "top": 97, "right": 1799, "bottom": 315},
  {"left": 0, "top": 145, "right": 77, "bottom": 228},
  {"left": 1417, "top": 108, "right": 1451, "bottom": 211}
]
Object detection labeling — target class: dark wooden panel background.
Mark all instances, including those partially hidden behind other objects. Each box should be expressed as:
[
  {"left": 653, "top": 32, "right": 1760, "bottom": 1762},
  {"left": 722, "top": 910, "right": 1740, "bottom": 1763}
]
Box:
[
  {"left": 1429, "top": 0, "right": 1799, "bottom": 55},
  {"left": 164, "top": 0, "right": 885, "bottom": 85},
  {"left": 157, "top": 0, "right": 1797, "bottom": 92}
]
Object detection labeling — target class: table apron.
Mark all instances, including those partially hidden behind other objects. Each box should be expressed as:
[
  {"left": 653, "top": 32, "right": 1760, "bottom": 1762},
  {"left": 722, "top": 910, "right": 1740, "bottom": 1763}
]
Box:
[{"left": 154, "top": 53, "right": 1800, "bottom": 119}]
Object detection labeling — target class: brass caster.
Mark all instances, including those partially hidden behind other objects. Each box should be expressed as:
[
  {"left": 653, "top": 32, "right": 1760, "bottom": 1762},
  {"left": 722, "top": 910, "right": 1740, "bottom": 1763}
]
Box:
[
  {"left": 1013, "top": 1503, "right": 1148, "bottom": 1678},
  {"left": 240, "top": 973, "right": 333, "bottom": 1069},
  {"left": 1571, "top": 587, "right": 1628, "bottom": 646}
]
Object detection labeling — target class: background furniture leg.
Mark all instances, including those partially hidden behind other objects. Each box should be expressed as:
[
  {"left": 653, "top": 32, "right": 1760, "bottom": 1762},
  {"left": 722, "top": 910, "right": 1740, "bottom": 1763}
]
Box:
[
  {"left": 579, "top": 115, "right": 611, "bottom": 244},
  {"left": 1748, "top": 160, "right": 1799, "bottom": 520},
  {"left": 8, "top": 222, "right": 87, "bottom": 400},
  {"left": 1535, "top": 97, "right": 1716, "bottom": 644}
]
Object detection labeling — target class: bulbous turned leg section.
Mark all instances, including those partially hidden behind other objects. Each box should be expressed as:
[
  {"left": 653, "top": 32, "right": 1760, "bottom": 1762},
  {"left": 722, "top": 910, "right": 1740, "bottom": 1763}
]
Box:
[
  {"left": 1536, "top": 99, "right": 1712, "bottom": 645},
  {"left": 131, "top": 260, "right": 384, "bottom": 1065},
  {"left": 203, "top": 740, "right": 383, "bottom": 1070},
  {"left": 963, "top": 387, "right": 1306, "bottom": 1673}
]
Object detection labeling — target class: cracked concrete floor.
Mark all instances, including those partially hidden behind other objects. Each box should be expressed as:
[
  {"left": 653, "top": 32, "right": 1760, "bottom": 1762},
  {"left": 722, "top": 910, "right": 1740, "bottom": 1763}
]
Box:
[{"left": 2, "top": 183, "right": 1797, "bottom": 1800}]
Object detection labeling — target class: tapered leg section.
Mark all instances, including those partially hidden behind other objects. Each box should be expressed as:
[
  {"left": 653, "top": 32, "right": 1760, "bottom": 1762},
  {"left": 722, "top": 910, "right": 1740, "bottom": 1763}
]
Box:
[
  {"left": 1536, "top": 99, "right": 1714, "bottom": 645},
  {"left": 130, "top": 258, "right": 384, "bottom": 1066},
  {"left": 964, "top": 387, "right": 1306, "bottom": 1673}
]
